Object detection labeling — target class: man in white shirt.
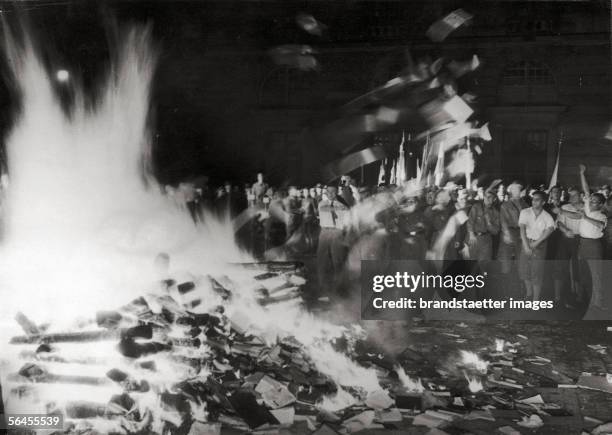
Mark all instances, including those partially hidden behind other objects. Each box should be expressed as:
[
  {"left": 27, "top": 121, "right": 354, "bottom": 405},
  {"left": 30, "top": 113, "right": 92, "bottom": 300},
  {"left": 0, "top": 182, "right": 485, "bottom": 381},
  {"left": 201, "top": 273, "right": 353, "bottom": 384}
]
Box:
[
  {"left": 518, "top": 191, "right": 555, "bottom": 301},
  {"left": 574, "top": 165, "right": 608, "bottom": 310}
]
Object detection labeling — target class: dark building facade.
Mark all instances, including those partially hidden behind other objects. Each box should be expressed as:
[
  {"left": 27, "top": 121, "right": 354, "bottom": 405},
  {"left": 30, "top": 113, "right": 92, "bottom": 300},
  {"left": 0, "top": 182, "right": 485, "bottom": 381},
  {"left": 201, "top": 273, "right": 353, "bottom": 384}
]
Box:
[
  {"left": 242, "top": 1, "right": 612, "bottom": 187},
  {"left": 0, "top": 1, "right": 610, "bottom": 188}
]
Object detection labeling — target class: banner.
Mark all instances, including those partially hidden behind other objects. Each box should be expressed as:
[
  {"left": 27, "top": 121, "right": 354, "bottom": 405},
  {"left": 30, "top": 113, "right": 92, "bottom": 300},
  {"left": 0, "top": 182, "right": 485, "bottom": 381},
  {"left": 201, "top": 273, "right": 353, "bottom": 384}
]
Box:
[{"left": 322, "top": 146, "right": 386, "bottom": 182}]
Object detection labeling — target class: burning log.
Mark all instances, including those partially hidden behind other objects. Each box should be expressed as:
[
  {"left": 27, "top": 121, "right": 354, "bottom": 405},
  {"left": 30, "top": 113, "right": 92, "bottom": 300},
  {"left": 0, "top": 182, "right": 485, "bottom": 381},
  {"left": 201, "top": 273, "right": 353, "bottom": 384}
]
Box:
[
  {"left": 10, "top": 329, "right": 122, "bottom": 344},
  {"left": 65, "top": 401, "right": 108, "bottom": 419},
  {"left": 10, "top": 363, "right": 110, "bottom": 386},
  {"left": 229, "top": 261, "right": 304, "bottom": 273},
  {"left": 18, "top": 349, "right": 108, "bottom": 365}
]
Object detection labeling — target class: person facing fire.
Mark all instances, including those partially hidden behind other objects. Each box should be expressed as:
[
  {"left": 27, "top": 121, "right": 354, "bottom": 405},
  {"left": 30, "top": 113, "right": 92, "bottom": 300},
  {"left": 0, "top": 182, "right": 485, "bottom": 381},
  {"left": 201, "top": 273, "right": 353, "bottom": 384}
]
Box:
[
  {"left": 301, "top": 188, "right": 318, "bottom": 251},
  {"left": 252, "top": 172, "right": 268, "bottom": 206},
  {"left": 397, "top": 193, "right": 429, "bottom": 260},
  {"left": 317, "top": 186, "right": 350, "bottom": 295},
  {"left": 467, "top": 189, "right": 500, "bottom": 262},
  {"left": 576, "top": 165, "right": 607, "bottom": 310},
  {"left": 284, "top": 186, "right": 303, "bottom": 241},
  {"left": 498, "top": 181, "right": 528, "bottom": 274},
  {"left": 339, "top": 175, "right": 356, "bottom": 208},
  {"left": 518, "top": 190, "right": 555, "bottom": 301},
  {"left": 425, "top": 188, "right": 453, "bottom": 251}
]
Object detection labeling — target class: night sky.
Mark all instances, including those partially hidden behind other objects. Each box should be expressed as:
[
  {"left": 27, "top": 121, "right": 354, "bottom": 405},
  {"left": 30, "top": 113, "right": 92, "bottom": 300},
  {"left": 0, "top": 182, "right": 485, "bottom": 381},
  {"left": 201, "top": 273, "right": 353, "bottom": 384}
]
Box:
[{"left": 0, "top": 0, "right": 609, "bottom": 185}]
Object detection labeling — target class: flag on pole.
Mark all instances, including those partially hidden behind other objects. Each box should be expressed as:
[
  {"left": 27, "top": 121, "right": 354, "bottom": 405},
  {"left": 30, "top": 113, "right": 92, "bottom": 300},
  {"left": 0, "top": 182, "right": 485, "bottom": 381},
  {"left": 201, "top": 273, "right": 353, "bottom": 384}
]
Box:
[
  {"left": 420, "top": 132, "right": 430, "bottom": 183},
  {"left": 548, "top": 132, "right": 563, "bottom": 191},
  {"left": 434, "top": 140, "right": 445, "bottom": 187},
  {"left": 378, "top": 158, "right": 387, "bottom": 185},
  {"left": 465, "top": 136, "right": 472, "bottom": 190},
  {"left": 396, "top": 131, "right": 406, "bottom": 185}
]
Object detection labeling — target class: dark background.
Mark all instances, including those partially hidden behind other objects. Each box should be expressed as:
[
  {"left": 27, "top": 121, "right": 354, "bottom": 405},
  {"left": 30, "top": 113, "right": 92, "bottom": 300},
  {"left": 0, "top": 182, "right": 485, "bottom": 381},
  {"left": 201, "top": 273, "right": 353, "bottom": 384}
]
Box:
[{"left": 0, "top": 0, "right": 610, "bottom": 187}]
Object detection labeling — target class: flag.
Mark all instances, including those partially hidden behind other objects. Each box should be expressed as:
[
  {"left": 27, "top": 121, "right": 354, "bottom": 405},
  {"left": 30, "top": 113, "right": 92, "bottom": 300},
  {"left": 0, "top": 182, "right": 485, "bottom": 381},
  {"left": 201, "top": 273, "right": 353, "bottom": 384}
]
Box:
[
  {"left": 434, "top": 140, "right": 445, "bottom": 187},
  {"left": 322, "top": 146, "right": 386, "bottom": 182},
  {"left": 396, "top": 131, "right": 407, "bottom": 185},
  {"left": 548, "top": 133, "right": 563, "bottom": 191},
  {"left": 465, "top": 137, "right": 472, "bottom": 189},
  {"left": 420, "top": 132, "right": 430, "bottom": 182},
  {"left": 426, "top": 9, "right": 473, "bottom": 42},
  {"left": 419, "top": 95, "right": 474, "bottom": 129}
]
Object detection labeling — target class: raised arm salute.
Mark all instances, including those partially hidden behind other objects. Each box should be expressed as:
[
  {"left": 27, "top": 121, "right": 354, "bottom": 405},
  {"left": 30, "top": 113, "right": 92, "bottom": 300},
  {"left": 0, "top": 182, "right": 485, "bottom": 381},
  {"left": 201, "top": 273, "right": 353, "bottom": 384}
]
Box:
[{"left": 576, "top": 164, "right": 607, "bottom": 310}]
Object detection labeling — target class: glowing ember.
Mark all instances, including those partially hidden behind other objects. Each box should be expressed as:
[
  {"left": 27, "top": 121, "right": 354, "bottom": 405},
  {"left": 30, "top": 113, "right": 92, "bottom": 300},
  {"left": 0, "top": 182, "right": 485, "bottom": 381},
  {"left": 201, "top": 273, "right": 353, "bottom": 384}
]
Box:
[
  {"left": 495, "top": 338, "right": 505, "bottom": 352},
  {"left": 395, "top": 365, "right": 425, "bottom": 393},
  {"left": 460, "top": 350, "right": 489, "bottom": 373}
]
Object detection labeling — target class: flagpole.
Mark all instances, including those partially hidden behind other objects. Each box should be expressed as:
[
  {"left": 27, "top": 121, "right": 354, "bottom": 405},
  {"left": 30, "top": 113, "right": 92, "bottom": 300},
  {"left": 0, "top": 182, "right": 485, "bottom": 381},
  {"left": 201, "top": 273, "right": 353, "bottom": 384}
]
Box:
[
  {"left": 465, "top": 136, "right": 472, "bottom": 190},
  {"left": 548, "top": 131, "right": 564, "bottom": 191}
]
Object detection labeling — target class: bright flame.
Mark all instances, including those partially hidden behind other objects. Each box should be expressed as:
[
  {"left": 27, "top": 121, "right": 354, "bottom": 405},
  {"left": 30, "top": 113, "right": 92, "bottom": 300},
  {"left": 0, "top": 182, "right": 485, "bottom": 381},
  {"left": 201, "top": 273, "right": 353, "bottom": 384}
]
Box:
[
  {"left": 0, "top": 25, "right": 383, "bottom": 420},
  {"left": 395, "top": 365, "right": 425, "bottom": 393},
  {"left": 317, "top": 387, "right": 357, "bottom": 412},
  {"left": 0, "top": 26, "right": 249, "bottom": 328},
  {"left": 460, "top": 350, "right": 489, "bottom": 373},
  {"left": 308, "top": 343, "right": 380, "bottom": 393},
  {"left": 463, "top": 371, "right": 483, "bottom": 393}
]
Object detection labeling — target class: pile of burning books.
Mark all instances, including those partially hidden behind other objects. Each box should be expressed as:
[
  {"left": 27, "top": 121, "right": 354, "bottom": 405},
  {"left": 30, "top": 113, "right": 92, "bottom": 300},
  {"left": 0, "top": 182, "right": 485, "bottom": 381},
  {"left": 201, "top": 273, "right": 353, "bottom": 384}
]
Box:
[{"left": 3, "top": 261, "right": 612, "bottom": 434}]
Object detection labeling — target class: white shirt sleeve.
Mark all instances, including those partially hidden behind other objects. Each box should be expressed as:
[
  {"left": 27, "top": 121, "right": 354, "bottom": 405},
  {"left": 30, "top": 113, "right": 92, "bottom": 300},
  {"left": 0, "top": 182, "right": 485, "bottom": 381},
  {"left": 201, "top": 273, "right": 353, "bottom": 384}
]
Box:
[
  {"left": 455, "top": 209, "right": 469, "bottom": 226},
  {"left": 588, "top": 210, "right": 607, "bottom": 226}
]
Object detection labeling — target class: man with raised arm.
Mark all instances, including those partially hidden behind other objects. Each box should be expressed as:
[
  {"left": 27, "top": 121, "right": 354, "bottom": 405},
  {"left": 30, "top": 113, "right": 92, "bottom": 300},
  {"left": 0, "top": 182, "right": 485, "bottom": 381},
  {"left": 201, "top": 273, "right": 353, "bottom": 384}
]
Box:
[
  {"left": 577, "top": 165, "right": 607, "bottom": 309},
  {"left": 553, "top": 186, "right": 583, "bottom": 306}
]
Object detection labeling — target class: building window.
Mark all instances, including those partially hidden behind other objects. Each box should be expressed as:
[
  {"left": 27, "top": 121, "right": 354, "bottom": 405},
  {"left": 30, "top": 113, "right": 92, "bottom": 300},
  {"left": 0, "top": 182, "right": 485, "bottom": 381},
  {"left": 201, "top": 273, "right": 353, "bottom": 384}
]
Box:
[
  {"left": 502, "top": 61, "right": 553, "bottom": 86},
  {"left": 525, "top": 130, "right": 547, "bottom": 152}
]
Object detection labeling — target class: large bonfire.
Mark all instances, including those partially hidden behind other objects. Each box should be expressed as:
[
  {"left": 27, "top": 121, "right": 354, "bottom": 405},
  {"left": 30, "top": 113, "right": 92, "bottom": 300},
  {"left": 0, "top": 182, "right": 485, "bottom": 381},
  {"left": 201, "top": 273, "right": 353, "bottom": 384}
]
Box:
[{"left": 0, "top": 26, "right": 385, "bottom": 433}]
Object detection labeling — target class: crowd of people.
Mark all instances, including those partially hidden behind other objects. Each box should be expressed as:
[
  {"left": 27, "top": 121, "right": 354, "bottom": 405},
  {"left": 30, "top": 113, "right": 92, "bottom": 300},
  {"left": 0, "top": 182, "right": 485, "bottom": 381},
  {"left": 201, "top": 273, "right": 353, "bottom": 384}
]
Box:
[
  {"left": 172, "top": 167, "right": 611, "bottom": 312},
  {"left": 2, "top": 162, "right": 606, "bottom": 311}
]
